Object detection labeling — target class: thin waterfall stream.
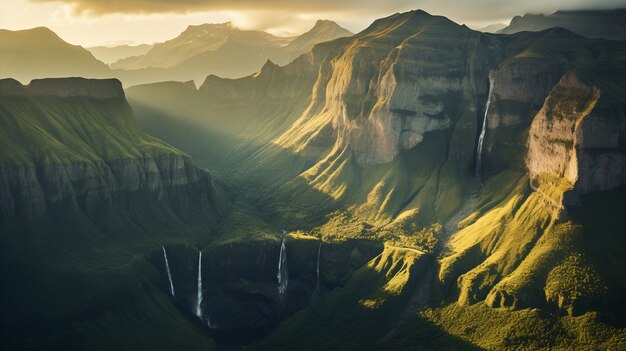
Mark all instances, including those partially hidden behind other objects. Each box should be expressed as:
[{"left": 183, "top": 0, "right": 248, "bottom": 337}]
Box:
[
  {"left": 195, "top": 251, "right": 203, "bottom": 319},
  {"left": 162, "top": 246, "right": 175, "bottom": 297},
  {"left": 277, "top": 231, "right": 288, "bottom": 297},
  {"left": 475, "top": 77, "right": 494, "bottom": 178}
]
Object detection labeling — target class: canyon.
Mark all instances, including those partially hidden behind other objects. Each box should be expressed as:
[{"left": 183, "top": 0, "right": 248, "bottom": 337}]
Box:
[{"left": 1, "top": 8, "right": 625, "bottom": 351}]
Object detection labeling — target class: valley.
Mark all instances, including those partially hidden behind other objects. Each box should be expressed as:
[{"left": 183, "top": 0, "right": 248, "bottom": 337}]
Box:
[{"left": 1, "top": 6, "right": 626, "bottom": 351}]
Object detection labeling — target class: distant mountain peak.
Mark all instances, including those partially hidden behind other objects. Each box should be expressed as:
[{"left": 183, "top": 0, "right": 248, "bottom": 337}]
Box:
[
  {"left": 284, "top": 19, "right": 353, "bottom": 56},
  {"left": 188, "top": 21, "right": 236, "bottom": 30},
  {"left": 0, "top": 26, "right": 61, "bottom": 41},
  {"left": 180, "top": 22, "right": 238, "bottom": 37},
  {"left": 313, "top": 19, "right": 339, "bottom": 27},
  {"left": 498, "top": 9, "right": 626, "bottom": 40}
]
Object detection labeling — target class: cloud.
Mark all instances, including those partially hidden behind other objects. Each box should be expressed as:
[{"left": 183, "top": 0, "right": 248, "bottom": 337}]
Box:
[
  {"left": 28, "top": 0, "right": 410, "bottom": 16},
  {"left": 28, "top": 0, "right": 626, "bottom": 25}
]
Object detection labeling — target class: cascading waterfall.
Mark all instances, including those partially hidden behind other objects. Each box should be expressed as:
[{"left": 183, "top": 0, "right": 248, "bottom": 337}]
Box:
[
  {"left": 475, "top": 77, "right": 494, "bottom": 178},
  {"left": 315, "top": 242, "right": 322, "bottom": 292},
  {"left": 162, "top": 246, "right": 175, "bottom": 297},
  {"left": 195, "top": 251, "right": 203, "bottom": 319},
  {"left": 277, "top": 232, "right": 288, "bottom": 296}
]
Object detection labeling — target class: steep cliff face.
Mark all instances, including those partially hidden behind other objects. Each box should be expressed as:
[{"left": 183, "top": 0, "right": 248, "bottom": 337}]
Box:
[
  {"left": 0, "top": 155, "right": 216, "bottom": 221},
  {"left": 276, "top": 10, "right": 490, "bottom": 166},
  {"left": 487, "top": 58, "right": 563, "bottom": 129},
  {"left": 527, "top": 72, "right": 626, "bottom": 199}
]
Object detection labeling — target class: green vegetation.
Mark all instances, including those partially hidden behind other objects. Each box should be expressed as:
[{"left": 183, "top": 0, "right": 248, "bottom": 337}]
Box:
[
  {"left": 0, "top": 96, "right": 182, "bottom": 165},
  {"left": 3, "top": 8, "right": 626, "bottom": 351}
]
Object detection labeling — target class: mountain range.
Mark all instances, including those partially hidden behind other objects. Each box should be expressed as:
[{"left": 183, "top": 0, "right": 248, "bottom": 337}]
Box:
[
  {"left": 1, "top": 8, "right": 625, "bottom": 351},
  {"left": 0, "top": 20, "right": 352, "bottom": 86}
]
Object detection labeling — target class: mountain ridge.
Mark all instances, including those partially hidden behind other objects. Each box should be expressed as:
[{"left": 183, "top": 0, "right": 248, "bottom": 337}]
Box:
[{"left": 498, "top": 9, "right": 626, "bottom": 40}]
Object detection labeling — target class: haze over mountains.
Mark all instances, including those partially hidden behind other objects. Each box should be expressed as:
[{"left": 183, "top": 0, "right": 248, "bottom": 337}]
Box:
[
  {"left": 0, "top": 27, "right": 110, "bottom": 83},
  {"left": 0, "top": 19, "right": 352, "bottom": 86},
  {"left": 498, "top": 9, "right": 626, "bottom": 40},
  {"left": 86, "top": 44, "right": 153, "bottom": 64},
  {"left": 1, "top": 6, "right": 626, "bottom": 351}
]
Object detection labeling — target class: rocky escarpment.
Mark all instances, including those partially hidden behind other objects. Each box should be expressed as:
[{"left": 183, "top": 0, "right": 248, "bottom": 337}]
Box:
[
  {"left": 0, "top": 154, "right": 217, "bottom": 221},
  {"left": 527, "top": 72, "right": 626, "bottom": 201},
  {"left": 0, "top": 78, "right": 220, "bottom": 222},
  {"left": 276, "top": 10, "right": 491, "bottom": 166}
]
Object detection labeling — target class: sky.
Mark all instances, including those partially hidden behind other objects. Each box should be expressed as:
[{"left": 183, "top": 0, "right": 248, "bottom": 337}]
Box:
[{"left": 1, "top": 0, "right": 624, "bottom": 46}]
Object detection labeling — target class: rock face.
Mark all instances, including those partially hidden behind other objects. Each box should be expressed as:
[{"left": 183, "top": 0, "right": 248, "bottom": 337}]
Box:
[
  {"left": 487, "top": 58, "right": 563, "bottom": 130},
  {"left": 527, "top": 72, "right": 626, "bottom": 198},
  {"left": 276, "top": 10, "right": 490, "bottom": 165},
  {"left": 0, "top": 155, "right": 216, "bottom": 221}
]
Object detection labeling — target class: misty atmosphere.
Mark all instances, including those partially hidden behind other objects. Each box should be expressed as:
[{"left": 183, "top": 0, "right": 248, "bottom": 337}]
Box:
[{"left": 1, "top": 1, "right": 626, "bottom": 350}]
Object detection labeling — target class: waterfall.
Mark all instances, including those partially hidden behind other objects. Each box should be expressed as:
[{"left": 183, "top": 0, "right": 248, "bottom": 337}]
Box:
[
  {"left": 315, "top": 242, "right": 322, "bottom": 292},
  {"left": 475, "top": 77, "right": 494, "bottom": 178},
  {"left": 162, "top": 246, "right": 175, "bottom": 297},
  {"left": 277, "top": 234, "right": 288, "bottom": 296},
  {"left": 195, "top": 251, "right": 203, "bottom": 319}
]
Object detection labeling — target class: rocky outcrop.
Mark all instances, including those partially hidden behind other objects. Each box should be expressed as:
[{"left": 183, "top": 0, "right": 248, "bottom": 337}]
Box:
[{"left": 526, "top": 72, "right": 626, "bottom": 199}]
